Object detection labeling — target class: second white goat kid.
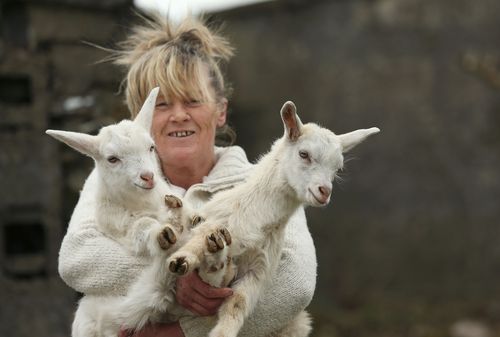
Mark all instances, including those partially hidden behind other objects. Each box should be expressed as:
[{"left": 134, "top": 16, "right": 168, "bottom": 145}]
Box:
[
  {"left": 47, "top": 87, "right": 233, "bottom": 337},
  {"left": 168, "top": 101, "right": 380, "bottom": 337}
]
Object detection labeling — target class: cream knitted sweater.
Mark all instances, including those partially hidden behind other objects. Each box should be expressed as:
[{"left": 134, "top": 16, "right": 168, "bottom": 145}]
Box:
[{"left": 58, "top": 145, "right": 317, "bottom": 336}]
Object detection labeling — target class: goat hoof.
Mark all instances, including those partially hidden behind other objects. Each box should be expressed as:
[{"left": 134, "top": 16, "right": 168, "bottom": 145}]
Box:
[
  {"left": 206, "top": 234, "right": 221, "bottom": 253},
  {"left": 207, "top": 233, "right": 224, "bottom": 253},
  {"left": 191, "top": 215, "right": 204, "bottom": 227},
  {"left": 158, "top": 226, "right": 177, "bottom": 249},
  {"left": 206, "top": 228, "right": 230, "bottom": 253},
  {"left": 164, "top": 195, "right": 183, "bottom": 208},
  {"left": 169, "top": 257, "right": 189, "bottom": 275},
  {"left": 219, "top": 228, "right": 231, "bottom": 246}
]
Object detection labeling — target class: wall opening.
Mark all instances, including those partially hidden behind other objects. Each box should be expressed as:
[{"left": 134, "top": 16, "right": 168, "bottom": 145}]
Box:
[
  {"left": 1, "top": 206, "right": 47, "bottom": 279},
  {"left": 4, "top": 222, "right": 45, "bottom": 256},
  {"left": 0, "top": 75, "right": 33, "bottom": 105},
  {"left": 1, "top": 2, "right": 28, "bottom": 48}
]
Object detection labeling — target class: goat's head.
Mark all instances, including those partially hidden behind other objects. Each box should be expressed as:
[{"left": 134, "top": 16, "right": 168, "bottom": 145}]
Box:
[
  {"left": 280, "top": 101, "right": 380, "bottom": 207},
  {"left": 46, "top": 87, "right": 161, "bottom": 195}
]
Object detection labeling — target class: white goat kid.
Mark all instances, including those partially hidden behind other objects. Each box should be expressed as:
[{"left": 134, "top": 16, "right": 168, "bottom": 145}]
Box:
[
  {"left": 46, "top": 88, "right": 182, "bottom": 258},
  {"left": 167, "top": 101, "right": 380, "bottom": 337},
  {"left": 47, "top": 88, "right": 232, "bottom": 337}
]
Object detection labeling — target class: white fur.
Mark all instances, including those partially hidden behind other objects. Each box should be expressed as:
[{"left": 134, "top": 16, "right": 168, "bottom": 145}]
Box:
[
  {"left": 47, "top": 88, "right": 174, "bottom": 257},
  {"left": 168, "top": 101, "right": 380, "bottom": 337},
  {"left": 48, "top": 88, "right": 231, "bottom": 337}
]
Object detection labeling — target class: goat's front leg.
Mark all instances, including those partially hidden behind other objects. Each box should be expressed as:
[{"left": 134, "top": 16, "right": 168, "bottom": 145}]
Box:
[
  {"left": 128, "top": 217, "right": 178, "bottom": 256},
  {"left": 167, "top": 225, "right": 231, "bottom": 275},
  {"left": 208, "top": 262, "right": 267, "bottom": 337}
]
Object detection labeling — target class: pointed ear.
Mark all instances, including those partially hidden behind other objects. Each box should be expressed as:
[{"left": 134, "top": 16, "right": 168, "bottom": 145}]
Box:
[
  {"left": 134, "top": 87, "right": 160, "bottom": 131},
  {"left": 280, "top": 101, "right": 303, "bottom": 141},
  {"left": 46, "top": 129, "right": 100, "bottom": 159},
  {"left": 338, "top": 127, "right": 380, "bottom": 153}
]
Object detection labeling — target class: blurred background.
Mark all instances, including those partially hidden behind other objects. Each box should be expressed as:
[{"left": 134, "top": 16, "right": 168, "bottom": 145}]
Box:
[{"left": 0, "top": 0, "right": 499, "bottom": 336}]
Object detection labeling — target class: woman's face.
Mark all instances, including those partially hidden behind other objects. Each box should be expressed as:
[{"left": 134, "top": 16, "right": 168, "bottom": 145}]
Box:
[{"left": 151, "top": 91, "right": 227, "bottom": 171}]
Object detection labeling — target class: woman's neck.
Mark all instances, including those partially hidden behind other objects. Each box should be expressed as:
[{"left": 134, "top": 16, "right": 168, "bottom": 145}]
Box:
[{"left": 162, "top": 154, "right": 216, "bottom": 189}]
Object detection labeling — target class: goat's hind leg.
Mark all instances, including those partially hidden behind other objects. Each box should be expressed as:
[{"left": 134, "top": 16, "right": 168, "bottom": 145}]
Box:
[
  {"left": 72, "top": 300, "right": 97, "bottom": 337},
  {"left": 73, "top": 297, "right": 120, "bottom": 337},
  {"left": 208, "top": 263, "right": 265, "bottom": 337},
  {"left": 209, "top": 286, "right": 257, "bottom": 337},
  {"left": 117, "top": 258, "right": 178, "bottom": 332},
  {"left": 270, "top": 310, "right": 312, "bottom": 337}
]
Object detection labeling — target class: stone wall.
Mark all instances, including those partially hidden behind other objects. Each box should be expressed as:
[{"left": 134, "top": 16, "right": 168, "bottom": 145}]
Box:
[
  {"left": 1, "top": 0, "right": 499, "bottom": 335},
  {"left": 216, "top": 0, "right": 500, "bottom": 335},
  {"left": 0, "top": 1, "right": 132, "bottom": 336}
]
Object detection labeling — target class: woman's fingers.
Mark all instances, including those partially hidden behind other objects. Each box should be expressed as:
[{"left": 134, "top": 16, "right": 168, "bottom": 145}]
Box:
[
  {"left": 184, "top": 298, "right": 223, "bottom": 316},
  {"left": 189, "top": 270, "right": 233, "bottom": 299},
  {"left": 177, "top": 285, "right": 220, "bottom": 315},
  {"left": 175, "top": 271, "right": 233, "bottom": 316}
]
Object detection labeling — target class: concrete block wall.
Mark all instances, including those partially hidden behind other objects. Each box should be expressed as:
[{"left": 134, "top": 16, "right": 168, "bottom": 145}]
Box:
[
  {"left": 217, "top": 0, "right": 500, "bottom": 335},
  {"left": 0, "top": 1, "right": 132, "bottom": 336}
]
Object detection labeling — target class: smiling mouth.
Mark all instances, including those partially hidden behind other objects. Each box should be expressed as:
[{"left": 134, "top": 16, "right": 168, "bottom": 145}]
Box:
[{"left": 168, "top": 131, "right": 195, "bottom": 138}]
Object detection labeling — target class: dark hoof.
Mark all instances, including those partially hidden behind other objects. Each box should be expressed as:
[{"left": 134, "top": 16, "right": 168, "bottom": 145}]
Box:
[
  {"left": 164, "top": 195, "right": 183, "bottom": 208},
  {"left": 206, "top": 228, "right": 231, "bottom": 253},
  {"left": 191, "top": 215, "right": 204, "bottom": 227},
  {"left": 158, "top": 226, "right": 177, "bottom": 249},
  {"left": 169, "top": 257, "right": 189, "bottom": 275},
  {"left": 219, "top": 228, "right": 232, "bottom": 246}
]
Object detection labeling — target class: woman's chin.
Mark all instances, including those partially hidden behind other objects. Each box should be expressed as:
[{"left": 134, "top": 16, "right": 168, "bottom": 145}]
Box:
[{"left": 163, "top": 147, "right": 204, "bottom": 164}]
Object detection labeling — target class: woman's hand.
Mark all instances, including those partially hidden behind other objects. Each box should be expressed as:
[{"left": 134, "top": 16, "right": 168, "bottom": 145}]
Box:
[
  {"left": 176, "top": 270, "right": 233, "bottom": 316},
  {"left": 117, "top": 272, "right": 232, "bottom": 337},
  {"left": 118, "top": 322, "right": 184, "bottom": 337}
]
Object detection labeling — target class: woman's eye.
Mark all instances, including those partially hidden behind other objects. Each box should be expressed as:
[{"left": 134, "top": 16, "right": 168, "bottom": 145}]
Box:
[
  {"left": 149, "top": 145, "right": 155, "bottom": 152},
  {"left": 156, "top": 101, "right": 170, "bottom": 108},
  {"left": 107, "top": 156, "right": 120, "bottom": 164},
  {"left": 299, "top": 150, "right": 310, "bottom": 160},
  {"left": 185, "top": 100, "right": 201, "bottom": 108}
]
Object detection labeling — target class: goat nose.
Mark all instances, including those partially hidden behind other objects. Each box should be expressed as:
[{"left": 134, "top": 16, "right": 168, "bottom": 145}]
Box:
[
  {"left": 318, "top": 185, "right": 331, "bottom": 198},
  {"left": 140, "top": 172, "right": 154, "bottom": 182}
]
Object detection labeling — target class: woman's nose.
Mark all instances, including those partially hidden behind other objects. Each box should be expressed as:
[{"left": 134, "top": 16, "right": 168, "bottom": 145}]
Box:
[{"left": 169, "top": 102, "right": 191, "bottom": 122}]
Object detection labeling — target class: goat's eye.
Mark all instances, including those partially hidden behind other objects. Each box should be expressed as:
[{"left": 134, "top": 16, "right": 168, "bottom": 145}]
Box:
[
  {"left": 299, "top": 150, "right": 310, "bottom": 160},
  {"left": 149, "top": 145, "right": 155, "bottom": 152},
  {"left": 107, "top": 156, "right": 120, "bottom": 164}
]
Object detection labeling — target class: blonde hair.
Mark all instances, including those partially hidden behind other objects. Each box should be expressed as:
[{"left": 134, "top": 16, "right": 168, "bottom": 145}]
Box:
[{"left": 111, "top": 14, "right": 236, "bottom": 144}]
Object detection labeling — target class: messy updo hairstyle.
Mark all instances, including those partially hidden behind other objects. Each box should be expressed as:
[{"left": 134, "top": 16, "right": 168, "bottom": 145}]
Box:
[{"left": 111, "top": 14, "right": 236, "bottom": 145}]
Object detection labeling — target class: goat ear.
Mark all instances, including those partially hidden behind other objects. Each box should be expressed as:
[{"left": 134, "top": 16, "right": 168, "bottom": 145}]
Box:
[
  {"left": 280, "top": 101, "right": 303, "bottom": 141},
  {"left": 338, "top": 127, "right": 380, "bottom": 153},
  {"left": 46, "top": 129, "right": 100, "bottom": 159},
  {"left": 134, "top": 87, "right": 160, "bottom": 131}
]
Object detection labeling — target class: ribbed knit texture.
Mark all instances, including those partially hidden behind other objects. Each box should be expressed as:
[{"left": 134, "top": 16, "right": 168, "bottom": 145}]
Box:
[{"left": 58, "top": 145, "right": 317, "bottom": 336}]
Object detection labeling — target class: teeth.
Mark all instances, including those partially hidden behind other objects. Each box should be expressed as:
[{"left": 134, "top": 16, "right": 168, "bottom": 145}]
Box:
[{"left": 170, "top": 131, "right": 194, "bottom": 137}]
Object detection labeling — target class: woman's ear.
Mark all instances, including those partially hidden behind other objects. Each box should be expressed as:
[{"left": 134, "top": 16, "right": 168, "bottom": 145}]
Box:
[{"left": 216, "top": 98, "right": 228, "bottom": 127}]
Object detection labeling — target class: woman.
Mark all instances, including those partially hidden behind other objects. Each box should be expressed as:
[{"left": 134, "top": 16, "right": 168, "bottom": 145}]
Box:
[{"left": 58, "top": 15, "right": 317, "bottom": 337}]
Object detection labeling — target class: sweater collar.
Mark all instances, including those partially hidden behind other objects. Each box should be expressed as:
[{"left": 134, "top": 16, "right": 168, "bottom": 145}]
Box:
[
  {"left": 204, "top": 146, "right": 252, "bottom": 183},
  {"left": 182, "top": 145, "right": 252, "bottom": 195}
]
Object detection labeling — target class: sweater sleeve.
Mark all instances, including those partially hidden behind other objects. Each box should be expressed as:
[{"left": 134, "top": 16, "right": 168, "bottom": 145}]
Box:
[
  {"left": 179, "top": 207, "right": 317, "bottom": 336},
  {"left": 58, "top": 169, "right": 147, "bottom": 296}
]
